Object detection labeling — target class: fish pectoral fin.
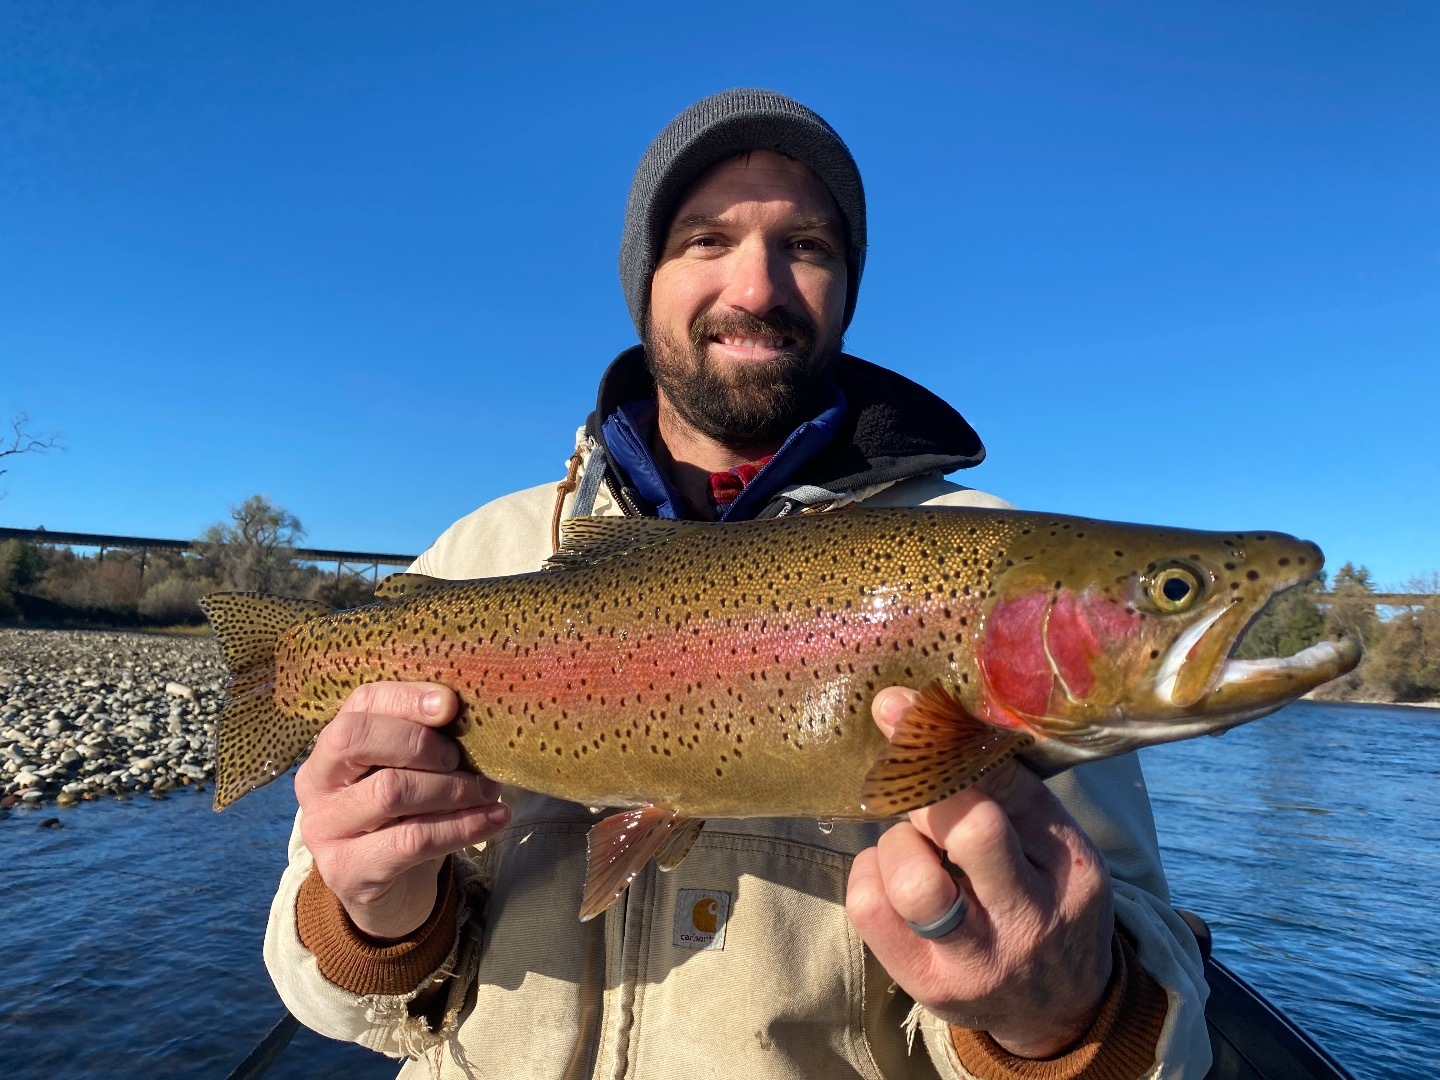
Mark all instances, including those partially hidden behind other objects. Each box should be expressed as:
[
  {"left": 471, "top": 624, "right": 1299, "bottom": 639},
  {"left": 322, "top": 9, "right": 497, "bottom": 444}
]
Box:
[
  {"left": 373, "top": 572, "right": 448, "bottom": 600},
  {"left": 654, "top": 817, "right": 704, "bottom": 871},
  {"left": 859, "top": 681, "right": 1034, "bottom": 817},
  {"left": 581, "top": 805, "right": 687, "bottom": 921}
]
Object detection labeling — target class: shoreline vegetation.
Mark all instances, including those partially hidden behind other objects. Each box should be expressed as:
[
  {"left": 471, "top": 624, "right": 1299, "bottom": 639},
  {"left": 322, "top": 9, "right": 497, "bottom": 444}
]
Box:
[{"left": 3, "top": 496, "right": 1437, "bottom": 809}]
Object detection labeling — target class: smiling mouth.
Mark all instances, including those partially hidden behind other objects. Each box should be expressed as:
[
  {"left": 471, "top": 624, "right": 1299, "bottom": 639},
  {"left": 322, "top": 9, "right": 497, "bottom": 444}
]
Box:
[{"left": 711, "top": 334, "right": 796, "bottom": 355}]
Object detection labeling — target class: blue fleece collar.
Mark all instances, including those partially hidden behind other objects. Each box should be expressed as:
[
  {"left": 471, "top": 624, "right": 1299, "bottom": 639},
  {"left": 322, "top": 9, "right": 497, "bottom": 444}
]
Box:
[{"left": 600, "top": 386, "right": 848, "bottom": 521}]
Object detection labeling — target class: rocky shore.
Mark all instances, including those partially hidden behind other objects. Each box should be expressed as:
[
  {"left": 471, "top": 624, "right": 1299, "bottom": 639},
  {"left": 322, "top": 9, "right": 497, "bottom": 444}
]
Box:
[{"left": 0, "top": 627, "right": 225, "bottom": 810}]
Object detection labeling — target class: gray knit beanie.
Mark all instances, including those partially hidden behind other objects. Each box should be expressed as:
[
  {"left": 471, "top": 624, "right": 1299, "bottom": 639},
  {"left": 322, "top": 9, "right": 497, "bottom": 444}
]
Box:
[{"left": 620, "top": 88, "right": 867, "bottom": 337}]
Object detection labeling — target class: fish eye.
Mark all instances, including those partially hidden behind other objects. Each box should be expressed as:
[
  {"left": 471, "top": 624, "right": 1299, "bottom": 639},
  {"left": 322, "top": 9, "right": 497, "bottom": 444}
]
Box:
[{"left": 1150, "top": 564, "right": 1203, "bottom": 613}]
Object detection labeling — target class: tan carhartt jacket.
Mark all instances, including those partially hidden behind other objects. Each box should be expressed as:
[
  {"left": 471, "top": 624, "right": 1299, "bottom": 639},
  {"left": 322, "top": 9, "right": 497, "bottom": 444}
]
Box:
[{"left": 264, "top": 445, "right": 1211, "bottom": 1080}]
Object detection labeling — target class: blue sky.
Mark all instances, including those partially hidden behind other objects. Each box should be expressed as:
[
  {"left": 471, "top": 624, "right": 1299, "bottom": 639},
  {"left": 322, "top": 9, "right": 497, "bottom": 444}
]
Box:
[{"left": 2, "top": 1, "right": 1436, "bottom": 587}]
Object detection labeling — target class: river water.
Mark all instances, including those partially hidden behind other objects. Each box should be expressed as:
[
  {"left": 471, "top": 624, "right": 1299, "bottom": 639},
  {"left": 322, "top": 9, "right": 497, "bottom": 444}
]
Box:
[{"left": 0, "top": 700, "right": 1434, "bottom": 1079}]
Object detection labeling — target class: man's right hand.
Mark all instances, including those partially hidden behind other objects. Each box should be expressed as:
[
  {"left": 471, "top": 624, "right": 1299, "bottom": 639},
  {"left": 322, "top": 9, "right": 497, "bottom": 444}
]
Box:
[{"left": 295, "top": 681, "right": 510, "bottom": 940}]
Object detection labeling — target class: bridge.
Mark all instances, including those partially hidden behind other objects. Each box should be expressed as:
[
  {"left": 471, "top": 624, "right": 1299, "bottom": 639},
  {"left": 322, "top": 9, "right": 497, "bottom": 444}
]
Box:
[{"left": 0, "top": 527, "right": 418, "bottom": 584}]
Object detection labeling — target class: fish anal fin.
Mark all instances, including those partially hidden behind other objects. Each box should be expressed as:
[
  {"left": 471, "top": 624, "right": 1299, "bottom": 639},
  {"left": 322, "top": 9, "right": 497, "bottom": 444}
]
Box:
[
  {"left": 860, "top": 681, "right": 1034, "bottom": 817},
  {"left": 581, "top": 805, "right": 686, "bottom": 921},
  {"left": 655, "top": 817, "right": 703, "bottom": 872},
  {"left": 374, "top": 572, "right": 448, "bottom": 601}
]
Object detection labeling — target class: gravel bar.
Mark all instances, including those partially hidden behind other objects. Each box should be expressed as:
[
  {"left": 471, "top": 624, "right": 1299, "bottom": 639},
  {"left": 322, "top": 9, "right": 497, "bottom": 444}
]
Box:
[{"left": 0, "top": 627, "right": 226, "bottom": 809}]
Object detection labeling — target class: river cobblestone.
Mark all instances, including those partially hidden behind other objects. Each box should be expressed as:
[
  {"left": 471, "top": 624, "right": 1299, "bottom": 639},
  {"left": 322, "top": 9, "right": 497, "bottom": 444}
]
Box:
[{"left": 0, "top": 627, "right": 224, "bottom": 807}]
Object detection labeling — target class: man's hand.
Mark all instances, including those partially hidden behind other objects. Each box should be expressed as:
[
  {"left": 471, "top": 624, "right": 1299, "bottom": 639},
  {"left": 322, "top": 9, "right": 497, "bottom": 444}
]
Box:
[
  {"left": 846, "top": 687, "right": 1115, "bottom": 1059},
  {"left": 295, "top": 682, "right": 510, "bottom": 941}
]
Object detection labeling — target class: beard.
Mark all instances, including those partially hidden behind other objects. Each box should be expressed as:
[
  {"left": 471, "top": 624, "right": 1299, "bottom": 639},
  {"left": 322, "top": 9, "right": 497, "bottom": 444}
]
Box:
[{"left": 644, "top": 307, "right": 843, "bottom": 446}]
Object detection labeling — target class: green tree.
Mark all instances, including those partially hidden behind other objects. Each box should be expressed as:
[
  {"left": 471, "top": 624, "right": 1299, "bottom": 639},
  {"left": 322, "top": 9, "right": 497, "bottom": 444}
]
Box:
[
  {"left": 1324, "top": 562, "right": 1379, "bottom": 647},
  {"left": 1234, "top": 575, "right": 1326, "bottom": 659},
  {"left": 0, "top": 538, "right": 51, "bottom": 619}
]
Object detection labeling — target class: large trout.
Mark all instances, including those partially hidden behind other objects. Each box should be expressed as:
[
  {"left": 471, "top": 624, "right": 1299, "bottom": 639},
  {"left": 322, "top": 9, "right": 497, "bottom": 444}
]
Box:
[{"left": 202, "top": 507, "right": 1360, "bottom": 919}]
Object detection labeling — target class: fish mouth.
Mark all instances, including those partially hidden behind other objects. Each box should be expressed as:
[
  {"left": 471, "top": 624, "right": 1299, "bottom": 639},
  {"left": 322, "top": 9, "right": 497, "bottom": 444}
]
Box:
[
  {"left": 1156, "top": 566, "right": 1364, "bottom": 726},
  {"left": 1210, "top": 636, "right": 1363, "bottom": 709}
]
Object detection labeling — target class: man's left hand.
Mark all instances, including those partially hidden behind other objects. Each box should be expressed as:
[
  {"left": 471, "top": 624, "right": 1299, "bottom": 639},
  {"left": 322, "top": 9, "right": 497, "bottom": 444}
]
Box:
[{"left": 846, "top": 687, "right": 1116, "bottom": 1059}]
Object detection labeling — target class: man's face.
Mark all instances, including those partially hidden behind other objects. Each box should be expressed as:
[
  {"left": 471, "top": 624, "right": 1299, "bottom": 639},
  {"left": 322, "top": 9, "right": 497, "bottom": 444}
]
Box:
[{"left": 646, "top": 151, "right": 848, "bottom": 446}]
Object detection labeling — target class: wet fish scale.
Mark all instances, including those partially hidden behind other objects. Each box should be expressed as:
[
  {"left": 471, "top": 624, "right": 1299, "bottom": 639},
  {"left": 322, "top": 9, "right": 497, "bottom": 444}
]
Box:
[
  {"left": 277, "top": 511, "right": 999, "bottom": 817},
  {"left": 202, "top": 506, "right": 1362, "bottom": 919}
]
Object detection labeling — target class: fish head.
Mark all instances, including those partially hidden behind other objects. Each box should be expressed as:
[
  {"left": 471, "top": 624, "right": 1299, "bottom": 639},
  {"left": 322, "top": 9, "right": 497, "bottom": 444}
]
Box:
[{"left": 971, "top": 517, "right": 1362, "bottom": 766}]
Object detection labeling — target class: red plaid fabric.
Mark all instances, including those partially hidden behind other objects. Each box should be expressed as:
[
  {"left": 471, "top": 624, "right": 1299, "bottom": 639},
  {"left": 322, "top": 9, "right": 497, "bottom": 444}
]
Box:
[{"left": 707, "top": 454, "right": 774, "bottom": 507}]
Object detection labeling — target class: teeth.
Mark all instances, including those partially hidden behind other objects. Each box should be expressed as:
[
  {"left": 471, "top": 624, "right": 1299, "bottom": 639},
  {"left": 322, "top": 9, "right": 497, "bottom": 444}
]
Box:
[{"left": 719, "top": 337, "right": 784, "bottom": 349}]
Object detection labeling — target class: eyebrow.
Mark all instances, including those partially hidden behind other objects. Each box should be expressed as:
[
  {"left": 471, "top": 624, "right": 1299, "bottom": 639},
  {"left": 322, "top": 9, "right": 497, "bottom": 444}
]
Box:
[{"left": 666, "top": 214, "right": 844, "bottom": 237}]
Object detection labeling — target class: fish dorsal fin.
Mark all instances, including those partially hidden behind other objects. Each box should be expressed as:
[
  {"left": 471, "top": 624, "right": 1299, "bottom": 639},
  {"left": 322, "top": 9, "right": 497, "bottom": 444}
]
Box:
[
  {"left": 581, "top": 806, "right": 689, "bottom": 920},
  {"left": 546, "top": 516, "right": 702, "bottom": 571},
  {"left": 374, "top": 572, "right": 448, "bottom": 601},
  {"left": 859, "top": 681, "right": 1035, "bottom": 817}
]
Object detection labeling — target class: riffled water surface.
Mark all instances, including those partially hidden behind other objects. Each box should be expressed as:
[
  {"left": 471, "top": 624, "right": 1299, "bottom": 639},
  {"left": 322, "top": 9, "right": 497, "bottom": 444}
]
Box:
[
  {"left": 1142, "top": 701, "right": 1440, "bottom": 1080},
  {"left": 0, "top": 700, "right": 1435, "bottom": 1078}
]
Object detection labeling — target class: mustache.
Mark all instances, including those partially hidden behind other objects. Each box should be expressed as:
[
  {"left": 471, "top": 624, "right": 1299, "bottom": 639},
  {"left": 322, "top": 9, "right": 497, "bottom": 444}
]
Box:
[{"left": 690, "top": 308, "right": 816, "bottom": 354}]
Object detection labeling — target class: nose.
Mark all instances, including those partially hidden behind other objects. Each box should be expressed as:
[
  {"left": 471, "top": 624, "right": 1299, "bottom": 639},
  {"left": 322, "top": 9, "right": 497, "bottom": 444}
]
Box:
[{"left": 717, "top": 239, "right": 790, "bottom": 316}]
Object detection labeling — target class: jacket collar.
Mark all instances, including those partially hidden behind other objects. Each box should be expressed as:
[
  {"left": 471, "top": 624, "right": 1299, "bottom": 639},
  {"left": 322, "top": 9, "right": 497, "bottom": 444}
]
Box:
[{"left": 586, "top": 345, "right": 985, "bottom": 511}]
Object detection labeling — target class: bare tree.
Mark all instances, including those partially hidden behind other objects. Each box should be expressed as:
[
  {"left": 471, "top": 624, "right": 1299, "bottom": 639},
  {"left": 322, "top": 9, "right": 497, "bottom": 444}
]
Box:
[
  {"left": 201, "top": 494, "right": 307, "bottom": 592},
  {"left": 0, "top": 412, "right": 62, "bottom": 496}
]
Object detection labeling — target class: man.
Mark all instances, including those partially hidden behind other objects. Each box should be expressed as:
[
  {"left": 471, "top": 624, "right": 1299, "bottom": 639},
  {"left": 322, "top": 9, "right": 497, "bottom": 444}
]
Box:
[{"left": 265, "top": 89, "right": 1210, "bottom": 1078}]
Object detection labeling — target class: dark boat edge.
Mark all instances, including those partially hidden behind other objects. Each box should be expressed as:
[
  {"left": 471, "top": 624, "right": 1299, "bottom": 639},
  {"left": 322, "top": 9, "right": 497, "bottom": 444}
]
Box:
[{"left": 1179, "top": 910, "right": 1357, "bottom": 1080}]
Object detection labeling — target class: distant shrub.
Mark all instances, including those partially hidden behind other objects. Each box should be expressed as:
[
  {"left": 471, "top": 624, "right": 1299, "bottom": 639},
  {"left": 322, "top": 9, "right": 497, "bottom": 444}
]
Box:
[
  {"left": 40, "top": 549, "right": 144, "bottom": 614},
  {"left": 138, "top": 574, "right": 212, "bottom": 625},
  {"left": 1365, "top": 575, "right": 1440, "bottom": 702}
]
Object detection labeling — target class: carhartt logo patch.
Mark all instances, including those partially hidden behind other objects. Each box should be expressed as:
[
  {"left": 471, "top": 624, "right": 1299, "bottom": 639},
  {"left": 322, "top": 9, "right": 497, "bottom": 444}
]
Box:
[{"left": 674, "top": 889, "right": 729, "bottom": 950}]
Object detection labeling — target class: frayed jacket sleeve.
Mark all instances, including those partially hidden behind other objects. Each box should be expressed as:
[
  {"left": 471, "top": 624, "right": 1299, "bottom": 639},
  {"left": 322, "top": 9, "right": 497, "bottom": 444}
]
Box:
[{"left": 264, "top": 812, "right": 481, "bottom": 1061}]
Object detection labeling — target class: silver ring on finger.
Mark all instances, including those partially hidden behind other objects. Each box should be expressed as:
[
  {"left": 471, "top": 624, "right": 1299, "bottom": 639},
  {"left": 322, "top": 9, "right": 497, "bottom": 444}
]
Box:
[{"left": 906, "top": 891, "right": 968, "bottom": 940}]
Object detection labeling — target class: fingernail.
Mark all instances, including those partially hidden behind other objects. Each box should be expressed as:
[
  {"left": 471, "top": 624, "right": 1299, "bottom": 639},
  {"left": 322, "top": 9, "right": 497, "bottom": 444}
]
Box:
[
  {"left": 422, "top": 690, "right": 446, "bottom": 717},
  {"left": 878, "top": 692, "right": 907, "bottom": 724}
]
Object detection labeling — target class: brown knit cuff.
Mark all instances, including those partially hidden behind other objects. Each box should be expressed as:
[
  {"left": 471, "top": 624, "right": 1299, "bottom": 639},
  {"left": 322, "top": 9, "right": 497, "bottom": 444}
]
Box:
[
  {"left": 948, "top": 929, "right": 1169, "bottom": 1080},
  {"left": 295, "top": 857, "right": 460, "bottom": 996}
]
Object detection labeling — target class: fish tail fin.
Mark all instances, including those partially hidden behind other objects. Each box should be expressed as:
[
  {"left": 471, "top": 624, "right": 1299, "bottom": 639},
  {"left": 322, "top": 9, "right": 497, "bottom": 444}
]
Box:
[{"left": 199, "top": 591, "right": 331, "bottom": 811}]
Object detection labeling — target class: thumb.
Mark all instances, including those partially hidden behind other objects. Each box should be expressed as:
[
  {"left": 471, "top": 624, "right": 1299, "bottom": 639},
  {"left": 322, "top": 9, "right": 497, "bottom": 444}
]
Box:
[{"left": 870, "top": 686, "right": 920, "bottom": 740}]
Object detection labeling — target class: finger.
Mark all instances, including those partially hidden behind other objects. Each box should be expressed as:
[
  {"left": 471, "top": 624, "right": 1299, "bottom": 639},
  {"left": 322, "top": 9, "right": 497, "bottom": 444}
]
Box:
[
  {"left": 870, "top": 685, "right": 919, "bottom": 740},
  {"left": 341, "top": 681, "right": 459, "bottom": 728},
  {"left": 875, "top": 821, "right": 967, "bottom": 933},
  {"left": 909, "top": 775, "right": 1037, "bottom": 915},
  {"left": 974, "top": 765, "right": 1089, "bottom": 877},
  {"left": 306, "top": 767, "right": 502, "bottom": 844},
  {"left": 847, "top": 846, "right": 953, "bottom": 988},
  {"left": 325, "top": 802, "right": 511, "bottom": 890},
  {"left": 297, "top": 708, "right": 466, "bottom": 799}
]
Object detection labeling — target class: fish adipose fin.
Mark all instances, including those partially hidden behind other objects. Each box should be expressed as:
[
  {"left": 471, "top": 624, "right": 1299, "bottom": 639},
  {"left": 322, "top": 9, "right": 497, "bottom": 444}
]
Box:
[
  {"left": 581, "top": 806, "right": 692, "bottom": 920},
  {"left": 373, "top": 572, "right": 448, "bottom": 600},
  {"left": 860, "top": 681, "right": 1035, "bottom": 817},
  {"left": 546, "top": 517, "right": 705, "bottom": 571},
  {"left": 199, "top": 592, "right": 331, "bottom": 812}
]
